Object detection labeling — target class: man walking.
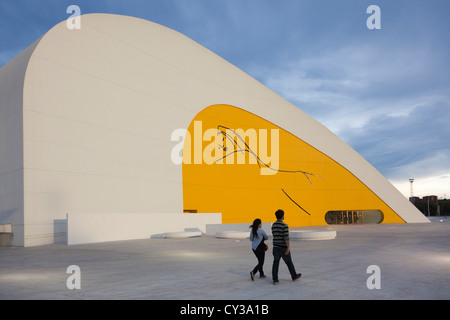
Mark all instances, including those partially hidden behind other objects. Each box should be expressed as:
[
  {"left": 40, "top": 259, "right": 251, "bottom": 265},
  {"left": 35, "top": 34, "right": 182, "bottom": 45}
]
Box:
[{"left": 271, "top": 209, "right": 301, "bottom": 285}]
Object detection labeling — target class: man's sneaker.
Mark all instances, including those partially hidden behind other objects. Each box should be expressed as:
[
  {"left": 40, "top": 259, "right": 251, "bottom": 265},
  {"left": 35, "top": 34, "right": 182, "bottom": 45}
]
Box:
[
  {"left": 273, "top": 279, "right": 279, "bottom": 285},
  {"left": 250, "top": 271, "right": 255, "bottom": 281},
  {"left": 292, "top": 273, "right": 302, "bottom": 281}
]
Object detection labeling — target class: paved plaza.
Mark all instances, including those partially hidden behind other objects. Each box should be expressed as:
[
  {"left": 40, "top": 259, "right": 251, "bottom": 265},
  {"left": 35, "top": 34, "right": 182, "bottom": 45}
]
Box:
[{"left": 1, "top": 220, "right": 449, "bottom": 300}]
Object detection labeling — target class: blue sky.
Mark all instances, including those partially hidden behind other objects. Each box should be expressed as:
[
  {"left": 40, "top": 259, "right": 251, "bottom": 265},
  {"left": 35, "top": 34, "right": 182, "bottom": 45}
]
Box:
[{"left": 1, "top": 0, "right": 449, "bottom": 198}]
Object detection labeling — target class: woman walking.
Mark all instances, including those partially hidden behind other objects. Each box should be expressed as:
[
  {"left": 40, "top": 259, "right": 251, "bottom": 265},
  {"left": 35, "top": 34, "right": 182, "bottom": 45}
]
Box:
[{"left": 249, "top": 218, "right": 269, "bottom": 281}]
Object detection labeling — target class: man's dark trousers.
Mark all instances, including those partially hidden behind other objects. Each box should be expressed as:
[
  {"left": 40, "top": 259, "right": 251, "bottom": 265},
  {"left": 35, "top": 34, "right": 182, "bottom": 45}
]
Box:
[{"left": 272, "top": 246, "right": 297, "bottom": 281}]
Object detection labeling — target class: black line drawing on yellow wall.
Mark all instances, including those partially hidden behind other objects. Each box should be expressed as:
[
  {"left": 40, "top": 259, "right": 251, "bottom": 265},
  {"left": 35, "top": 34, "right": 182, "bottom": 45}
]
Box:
[
  {"left": 216, "top": 125, "right": 321, "bottom": 182},
  {"left": 281, "top": 188, "right": 311, "bottom": 216},
  {"left": 215, "top": 125, "right": 320, "bottom": 215}
]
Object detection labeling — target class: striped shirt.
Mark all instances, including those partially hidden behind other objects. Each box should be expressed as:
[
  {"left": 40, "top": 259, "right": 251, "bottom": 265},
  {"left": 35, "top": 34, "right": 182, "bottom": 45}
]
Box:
[{"left": 272, "top": 220, "right": 290, "bottom": 248}]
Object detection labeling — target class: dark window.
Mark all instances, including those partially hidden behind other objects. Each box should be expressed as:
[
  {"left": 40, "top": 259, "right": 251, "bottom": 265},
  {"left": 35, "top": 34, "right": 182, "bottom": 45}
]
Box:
[{"left": 325, "top": 210, "right": 383, "bottom": 224}]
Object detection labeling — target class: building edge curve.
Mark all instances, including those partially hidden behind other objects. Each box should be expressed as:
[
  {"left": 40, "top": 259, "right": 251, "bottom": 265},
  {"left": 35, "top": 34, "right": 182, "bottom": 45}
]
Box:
[{"left": 1, "top": 13, "right": 429, "bottom": 246}]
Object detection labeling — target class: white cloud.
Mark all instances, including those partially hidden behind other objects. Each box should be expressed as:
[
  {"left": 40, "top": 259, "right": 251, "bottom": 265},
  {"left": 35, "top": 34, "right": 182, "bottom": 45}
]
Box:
[
  {"left": 251, "top": 43, "right": 439, "bottom": 131},
  {"left": 250, "top": 42, "right": 450, "bottom": 196},
  {"left": 391, "top": 173, "right": 450, "bottom": 199}
]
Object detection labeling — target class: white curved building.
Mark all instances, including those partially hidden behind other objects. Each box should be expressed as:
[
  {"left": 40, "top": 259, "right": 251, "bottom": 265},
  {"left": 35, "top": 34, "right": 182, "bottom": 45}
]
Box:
[{"left": 0, "top": 14, "right": 428, "bottom": 247}]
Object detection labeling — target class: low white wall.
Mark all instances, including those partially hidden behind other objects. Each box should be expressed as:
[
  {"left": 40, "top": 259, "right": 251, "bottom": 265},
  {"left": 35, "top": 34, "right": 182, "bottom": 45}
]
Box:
[
  {"left": 206, "top": 223, "right": 272, "bottom": 237},
  {"left": 67, "top": 212, "right": 221, "bottom": 245}
]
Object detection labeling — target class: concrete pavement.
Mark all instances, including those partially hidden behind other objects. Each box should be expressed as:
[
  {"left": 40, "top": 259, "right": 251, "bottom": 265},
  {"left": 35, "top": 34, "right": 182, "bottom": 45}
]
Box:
[{"left": 0, "top": 221, "right": 449, "bottom": 300}]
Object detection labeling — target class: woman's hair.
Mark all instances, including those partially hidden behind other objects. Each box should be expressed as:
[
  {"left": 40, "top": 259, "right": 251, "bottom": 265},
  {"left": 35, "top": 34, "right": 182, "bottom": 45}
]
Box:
[{"left": 250, "top": 218, "right": 262, "bottom": 238}]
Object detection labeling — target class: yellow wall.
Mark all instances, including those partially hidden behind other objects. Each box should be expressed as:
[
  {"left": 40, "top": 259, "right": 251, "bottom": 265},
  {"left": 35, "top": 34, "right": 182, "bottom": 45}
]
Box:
[{"left": 182, "top": 104, "right": 405, "bottom": 226}]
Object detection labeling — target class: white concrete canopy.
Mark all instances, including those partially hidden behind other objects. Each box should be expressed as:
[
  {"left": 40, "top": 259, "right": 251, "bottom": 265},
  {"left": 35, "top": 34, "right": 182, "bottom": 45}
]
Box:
[
  {"left": 215, "top": 231, "right": 250, "bottom": 240},
  {"left": 290, "top": 230, "right": 337, "bottom": 241},
  {"left": 0, "top": 13, "right": 428, "bottom": 246}
]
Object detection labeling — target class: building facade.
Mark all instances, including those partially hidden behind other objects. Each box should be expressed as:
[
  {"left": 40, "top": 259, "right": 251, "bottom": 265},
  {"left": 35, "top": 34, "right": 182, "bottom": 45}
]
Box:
[{"left": 0, "top": 14, "right": 429, "bottom": 247}]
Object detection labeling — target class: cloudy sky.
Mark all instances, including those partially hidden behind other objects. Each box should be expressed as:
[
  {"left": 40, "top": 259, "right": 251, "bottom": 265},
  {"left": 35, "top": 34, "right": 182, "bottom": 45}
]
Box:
[{"left": 1, "top": 0, "right": 449, "bottom": 198}]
